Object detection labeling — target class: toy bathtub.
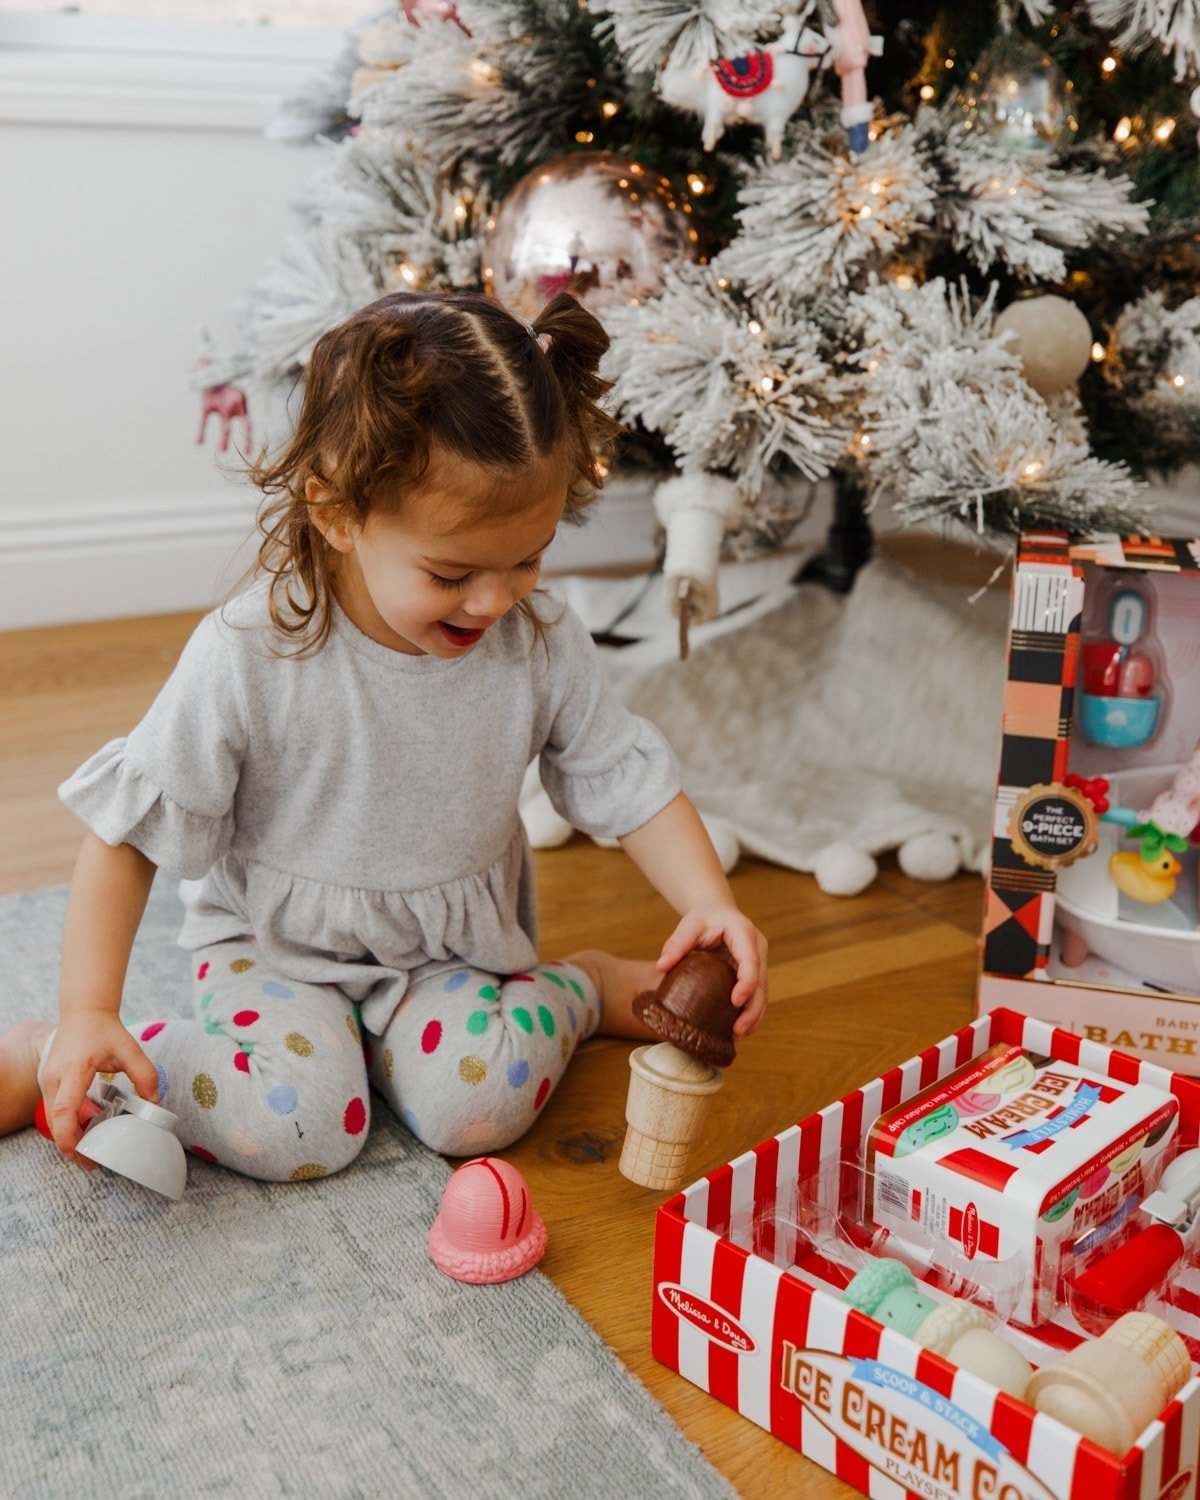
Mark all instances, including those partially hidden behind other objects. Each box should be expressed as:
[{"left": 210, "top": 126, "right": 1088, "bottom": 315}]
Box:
[{"left": 1055, "top": 764, "right": 1200, "bottom": 996}]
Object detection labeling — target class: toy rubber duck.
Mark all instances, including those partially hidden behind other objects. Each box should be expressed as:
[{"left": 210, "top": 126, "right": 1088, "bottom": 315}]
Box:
[{"left": 1109, "top": 848, "right": 1181, "bottom": 904}]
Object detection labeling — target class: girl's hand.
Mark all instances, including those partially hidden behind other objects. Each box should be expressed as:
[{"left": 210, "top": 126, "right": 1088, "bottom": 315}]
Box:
[
  {"left": 40, "top": 1012, "right": 158, "bottom": 1170},
  {"left": 656, "top": 908, "right": 769, "bottom": 1038}
]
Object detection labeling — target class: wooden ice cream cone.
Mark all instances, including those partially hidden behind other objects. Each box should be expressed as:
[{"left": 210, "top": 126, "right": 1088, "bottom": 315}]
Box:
[
  {"left": 1027, "top": 1312, "right": 1192, "bottom": 1453},
  {"left": 620, "top": 1042, "right": 724, "bottom": 1191}
]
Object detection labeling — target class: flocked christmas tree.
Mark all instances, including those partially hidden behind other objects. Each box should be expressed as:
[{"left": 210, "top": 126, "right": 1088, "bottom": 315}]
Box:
[{"left": 198, "top": 0, "right": 1200, "bottom": 642}]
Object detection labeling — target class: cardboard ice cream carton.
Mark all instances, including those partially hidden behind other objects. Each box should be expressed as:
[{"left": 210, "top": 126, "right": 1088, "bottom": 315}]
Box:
[{"left": 866, "top": 1042, "right": 1179, "bottom": 1324}]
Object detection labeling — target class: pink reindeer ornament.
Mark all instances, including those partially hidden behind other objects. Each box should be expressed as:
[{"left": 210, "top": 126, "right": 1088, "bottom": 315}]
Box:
[
  {"left": 196, "top": 381, "right": 252, "bottom": 455},
  {"left": 190, "top": 338, "right": 252, "bottom": 455}
]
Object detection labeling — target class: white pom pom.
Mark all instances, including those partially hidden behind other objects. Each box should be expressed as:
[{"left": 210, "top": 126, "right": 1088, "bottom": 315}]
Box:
[
  {"left": 814, "top": 842, "right": 878, "bottom": 897},
  {"left": 521, "top": 791, "right": 575, "bottom": 849},
  {"left": 701, "top": 814, "right": 741, "bottom": 874},
  {"left": 898, "top": 832, "right": 961, "bottom": 883}
]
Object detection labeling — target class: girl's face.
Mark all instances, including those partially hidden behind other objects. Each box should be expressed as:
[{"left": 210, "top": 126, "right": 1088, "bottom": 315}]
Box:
[{"left": 315, "top": 455, "right": 568, "bottom": 657}]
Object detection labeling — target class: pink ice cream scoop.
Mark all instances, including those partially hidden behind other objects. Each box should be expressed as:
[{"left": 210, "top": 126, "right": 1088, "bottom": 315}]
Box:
[
  {"left": 428, "top": 1156, "right": 547, "bottom": 1284},
  {"left": 954, "top": 1090, "right": 1001, "bottom": 1117}
]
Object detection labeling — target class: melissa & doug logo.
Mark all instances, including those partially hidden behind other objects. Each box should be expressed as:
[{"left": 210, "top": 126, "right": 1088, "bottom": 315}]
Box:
[{"left": 657, "top": 1283, "right": 757, "bottom": 1354}]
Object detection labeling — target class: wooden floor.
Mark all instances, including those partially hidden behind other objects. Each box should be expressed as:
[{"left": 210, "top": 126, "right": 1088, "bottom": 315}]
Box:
[{"left": 0, "top": 545, "right": 990, "bottom": 1498}]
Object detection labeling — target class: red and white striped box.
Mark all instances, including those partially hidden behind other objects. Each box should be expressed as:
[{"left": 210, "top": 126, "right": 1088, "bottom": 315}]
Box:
[{"left": 652, "top": 1008, "right": 1200, "bottom": 1500}]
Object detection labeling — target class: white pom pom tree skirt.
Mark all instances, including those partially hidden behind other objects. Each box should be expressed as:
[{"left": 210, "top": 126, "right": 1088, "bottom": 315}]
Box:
[{"left": 524, "top": 553, "right": 1010, "bottom": 892}]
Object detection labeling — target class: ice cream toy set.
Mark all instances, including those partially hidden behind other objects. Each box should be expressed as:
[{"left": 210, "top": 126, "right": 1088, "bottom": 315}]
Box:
[
  {"left": 651, "top": 1008, "right": 1200, "bottom": 1499},
  {"left": 980, "top": 533, "right": 1200, "bottom": 1069}
]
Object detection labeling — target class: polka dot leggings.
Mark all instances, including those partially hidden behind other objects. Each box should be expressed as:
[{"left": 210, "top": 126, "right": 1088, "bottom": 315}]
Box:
[{"left": 58, "top": 940, "right": 601, "bottom": 1183}]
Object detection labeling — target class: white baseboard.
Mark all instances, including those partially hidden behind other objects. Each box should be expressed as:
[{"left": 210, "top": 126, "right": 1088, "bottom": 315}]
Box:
[
  {"left": 0, "top": 482, "right": 662, "bottom": 633},
  {"left": 0, "top": 491, "right": 261, "bottom": 630}
]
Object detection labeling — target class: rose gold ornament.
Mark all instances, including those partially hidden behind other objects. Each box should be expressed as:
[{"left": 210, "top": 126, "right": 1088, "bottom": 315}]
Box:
[{"left": 482, "top": 151, "right": 695, "bottom": 320}]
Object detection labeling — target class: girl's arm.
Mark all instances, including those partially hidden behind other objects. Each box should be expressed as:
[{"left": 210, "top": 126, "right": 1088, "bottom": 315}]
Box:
[
  {"left": 619, "top": 791, "right": 769, "bottom": 1036},
  {"left": 42, "top": 831, "right": 160, "bottom": 1166}
]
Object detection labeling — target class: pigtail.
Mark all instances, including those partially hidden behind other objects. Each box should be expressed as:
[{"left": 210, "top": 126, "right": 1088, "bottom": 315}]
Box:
[{"left": 528, "top": 293, "right": 624, "bottom": 493}]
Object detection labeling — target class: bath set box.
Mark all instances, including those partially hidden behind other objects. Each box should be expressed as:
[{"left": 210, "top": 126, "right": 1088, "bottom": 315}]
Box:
[
  {"left": 650, "top": 1007, "right": 1200, "bottom": 1500},
  {"left": 979, "top": 532, "right": 1200, "bottom": 1073}
]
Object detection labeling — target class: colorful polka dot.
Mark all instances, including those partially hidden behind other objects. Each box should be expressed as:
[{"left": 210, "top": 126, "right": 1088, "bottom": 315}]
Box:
[
  {"left": 443, "top": 970, "right": 469, "bottom": 992},
  {"left": 193, "top": 1073, "right": 218, "bottom": 1109},
  {"left": 155, "top": 1065, "right": 168, "bottom": 1102},
  {"left": 400, "top": 1107, "right": 420, "bottom": 1137},
  {"left": 233, "top": 1051, "right": 251, "bottom": 1074},
  {"left": 510, "top": 973, "right": 535, "bottom": 983},
  {"left": 285, "top": 1033, "right": 314, "bottom": 1057},
  {"left": 560, "top": 1035, "right": 570, "bottom": 1062},
  {"left": 477, "top": 984, "right": 498, "bottom": 1001},
  {"left": 537, "top": 1005, "right": 555, "bottom": 1038},
  {"left": 466, "top": 1010, "right": 489, "bottom": 1036},
  {"left": 540, "top": 970, "right": 566, "bottom": 988},
  {"left": 291, "top": 1163, "right": 326, "bottom": 1181},
  {"left": 141, "top": 1022, "right": 166, "bottom": 1042},
  {"left": 226, "top": 1130, "right": 261, "bottom": 1159},
  {"left": 190, "top": 1146, "right": 219, "bottom": 1163},
  {"left": 507, "top": 1059, "right": 530, "bottom": 1088},
  {"left": 383, "top": 1048, "right": 394, "bottom": 1080},
  {"left": 345, "top": 1013, "right": 359, "bottom": 1042},
  {"left": 512, "top": 1007, "right": 534, "bottom": 1034},
  {"left": 196, "top": 962, "right": 209, "bottom": 980},
  {"left": 534, "top": 1077, "right": 552, "bottom": 1110},
  {"left": 199, "top": 992, "right": 214, "bottom": 1013},
  {"left": 230, "top": 958, "right": 255, "bottom": 974},
  {"left": 232, "top": 1010, "right": 259, "bottom": 1027},
  {"left": 344, "top": 1097, "right": 367, "bottom": 1134},
  {"left": 459, "top": 1056, "right": 487, "bottom": 1085},
  {"left": 568, "top": 978, "right": 585, "bottom": 1001},
  {"left": 98, "top": 1071, "right": 115, "bottom": 1082},
  {"left": 262, "top": 981, "right": 293, "bottom": 1000},
  {"left": 567, "top": 1006, "right": 578, "bottom": 1035},
  {"left": 204, "top": 1020, "right": 224, "bottom": 1036},
  {"left": 267, "top": 1084, "right": 298, "bottom": 1115},
  {"left": 421, "top": 1020, "right": 443, "bottom": 1054},
  {"left": 319, "top": 1024, "right": 344, "bottom": 1054}
]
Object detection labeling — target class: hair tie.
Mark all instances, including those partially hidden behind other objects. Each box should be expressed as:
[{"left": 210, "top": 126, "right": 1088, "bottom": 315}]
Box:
[{"left": 524, "top": 318, "right": 551, "bottom": 354}]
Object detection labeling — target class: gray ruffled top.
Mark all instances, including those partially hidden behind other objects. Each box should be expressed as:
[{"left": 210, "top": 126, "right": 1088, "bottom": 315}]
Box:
[{"left": 59, "top": 584, "right": 680, "bottom": 1033}]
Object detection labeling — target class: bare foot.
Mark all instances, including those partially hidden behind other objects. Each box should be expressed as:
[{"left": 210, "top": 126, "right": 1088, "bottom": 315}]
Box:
[
  {"left": 565, "top": 949, "right": 661, "bottom": 1041},
  {"left": 0, "top": 1021, "right": 53, "bottom": 1135}
]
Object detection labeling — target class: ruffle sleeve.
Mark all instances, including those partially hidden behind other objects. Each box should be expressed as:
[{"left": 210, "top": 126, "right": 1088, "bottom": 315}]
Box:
[
  {"left": 58, "top": 612, "right": 245, "bottom": 878},
  {"left": 537, "top": 605, "right": 681, "bottom": 839}
]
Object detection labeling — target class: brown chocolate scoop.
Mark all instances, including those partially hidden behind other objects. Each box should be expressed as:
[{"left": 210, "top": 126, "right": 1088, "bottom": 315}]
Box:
[{"left": 632, "top": 946, "right": 739, "bottom": 1068}]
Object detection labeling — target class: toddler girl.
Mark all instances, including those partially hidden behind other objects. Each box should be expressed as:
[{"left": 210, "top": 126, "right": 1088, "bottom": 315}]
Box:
[{"left": 0, "top": 289, "right": 767, "bottom": 1183}]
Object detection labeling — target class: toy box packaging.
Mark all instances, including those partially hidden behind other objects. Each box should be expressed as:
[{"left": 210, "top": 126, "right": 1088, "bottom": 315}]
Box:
[
  {"left": 978, "top": 533, "right": 1200, "bottom": 1072},
  {"left": 867, "top": 1041, "right": 1179, "bottom": 1324},
  {"left": 651, "top": 1009, "right": 1200, "bottom": 1500}
]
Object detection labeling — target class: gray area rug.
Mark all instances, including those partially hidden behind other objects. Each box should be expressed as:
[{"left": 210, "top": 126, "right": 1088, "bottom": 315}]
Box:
[{"left": 1, "top": 883, "right": 735, "bottom": 1500}]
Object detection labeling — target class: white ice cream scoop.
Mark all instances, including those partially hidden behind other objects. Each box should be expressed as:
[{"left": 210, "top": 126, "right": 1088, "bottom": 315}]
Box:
[{"left": 76, "top": 1079, "right": 188, "bottom": 1201}]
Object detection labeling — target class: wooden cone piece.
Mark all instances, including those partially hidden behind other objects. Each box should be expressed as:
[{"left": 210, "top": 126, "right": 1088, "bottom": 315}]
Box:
[
  {"left": 1027, "top": 1312, "right": 1192, "bottom": 1453},
  {"left": 620, "top": 1041, "right": 724, "bottom": 1191}
]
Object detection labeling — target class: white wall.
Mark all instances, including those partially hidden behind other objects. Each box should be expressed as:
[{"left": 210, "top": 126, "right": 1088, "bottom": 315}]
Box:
[
  {"left": 0, "top": 13, "right": 661, "bottom": 631},
  {"left": 0, "top": 17, "right": 336, "bottom": 629}
]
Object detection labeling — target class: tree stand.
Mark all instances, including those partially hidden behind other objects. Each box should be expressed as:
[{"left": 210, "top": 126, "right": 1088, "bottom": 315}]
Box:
[{"left": 795, "top": 474, "right": 874, "bottom": 594}]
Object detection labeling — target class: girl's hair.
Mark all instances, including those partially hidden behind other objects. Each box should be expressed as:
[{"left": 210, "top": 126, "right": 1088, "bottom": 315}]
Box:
[{"left": 247, "top": 289, "right": 623, "bottom": 652}]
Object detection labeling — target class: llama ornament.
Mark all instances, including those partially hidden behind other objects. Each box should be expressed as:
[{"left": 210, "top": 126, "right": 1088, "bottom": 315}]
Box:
[{"left": 659, "top": 18, "right": 829, "bottom": 159}]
